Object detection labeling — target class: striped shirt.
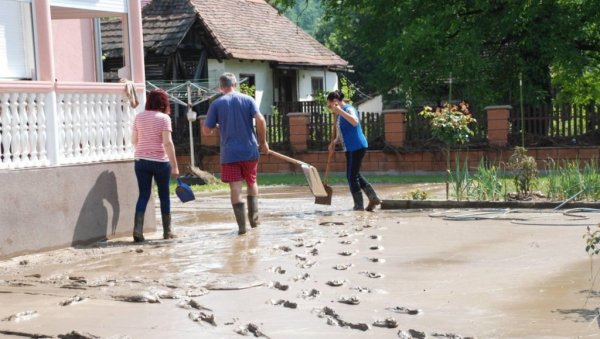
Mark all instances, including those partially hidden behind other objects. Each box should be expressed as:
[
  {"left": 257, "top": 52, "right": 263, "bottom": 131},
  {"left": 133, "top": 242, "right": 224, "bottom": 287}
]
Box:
[{"left": 133, "top": 110, "right": 172, "bottom": 162}]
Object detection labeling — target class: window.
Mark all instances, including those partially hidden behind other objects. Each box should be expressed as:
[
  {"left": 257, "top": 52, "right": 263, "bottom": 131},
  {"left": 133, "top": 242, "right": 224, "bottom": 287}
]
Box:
[
  {"left": 0, "top": 0, "right": 35, "bottom": 80},
  {"left": 311, "top": 76, "right": 323, "bottom": 96},
  {"left": 239, "top": 73, "right": 256, "bottom": 97}
]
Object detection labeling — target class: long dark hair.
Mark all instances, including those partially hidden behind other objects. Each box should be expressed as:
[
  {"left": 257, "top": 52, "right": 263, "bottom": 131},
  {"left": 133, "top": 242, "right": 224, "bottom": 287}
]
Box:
[{"left": 145, "top": 89, "right": 171, "bottom": 114}]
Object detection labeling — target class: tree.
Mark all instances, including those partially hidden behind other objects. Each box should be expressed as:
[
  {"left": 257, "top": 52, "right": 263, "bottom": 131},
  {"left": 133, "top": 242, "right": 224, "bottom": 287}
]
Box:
[{"left": 271, "top": 0, "right": 600, "bottom": 106}]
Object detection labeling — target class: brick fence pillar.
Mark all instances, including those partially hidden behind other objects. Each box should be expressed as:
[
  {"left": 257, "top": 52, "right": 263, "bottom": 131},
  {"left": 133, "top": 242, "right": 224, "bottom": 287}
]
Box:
[
  {"left": 382, "top": 108, "right": 407, "bottom": 147},
  {"left": 288, "top": 112, "right": 309, "bottom": 151},
  {"left": 198, "top": 115, "right": 219, "bottom": 146},
  {"left": 485, "top": 105, "right": 512, "bottom": 146}
]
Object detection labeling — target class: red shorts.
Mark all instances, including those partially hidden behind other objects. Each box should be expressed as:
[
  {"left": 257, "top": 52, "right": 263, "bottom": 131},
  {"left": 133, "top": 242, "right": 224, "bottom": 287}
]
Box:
[{"left": 221, "top": 160, "right": 258, "bottom": 186}]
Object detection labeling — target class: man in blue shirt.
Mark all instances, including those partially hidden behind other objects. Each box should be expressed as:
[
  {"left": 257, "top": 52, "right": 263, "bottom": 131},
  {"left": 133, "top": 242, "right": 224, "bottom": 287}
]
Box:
[{"left": 202, "top": 73, "right": 269, "bottom": 235}]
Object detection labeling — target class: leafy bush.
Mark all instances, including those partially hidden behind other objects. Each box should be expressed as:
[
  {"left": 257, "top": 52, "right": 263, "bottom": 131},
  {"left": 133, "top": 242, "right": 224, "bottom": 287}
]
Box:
[{"left": 506, "top": 146, "right": 538, "bottom": 197}]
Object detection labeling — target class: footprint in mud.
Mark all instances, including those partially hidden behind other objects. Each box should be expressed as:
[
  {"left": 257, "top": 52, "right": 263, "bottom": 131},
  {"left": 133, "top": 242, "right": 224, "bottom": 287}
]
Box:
[
  {"left": 354, "top": 227, "right": 364, "bottom": 232},
  {"left": 305, "top": 240, "right": 323, "bottom": 248},
  {"left": 295, "top": 254, "right": 307, "bottom": 261},
  {"left": 314, "top": 307, "right": 369, "bottom": 331},
  {"left": 7, "top": 281, "right": 35, "bottom": 287},
  {"left": 269, "top": 281, "right": 289, "bottom": 291},
  {"left": 293, "top": 273, "right": 311, "bottom": 282},
  {"left": 57, "top": 330, "right": 101, "bottom": 339},
  {"left": 269, "top": 299, "right": 298, "bottom": 309},
  {"left": 1, "top": 310, "right": 38, "bottom": 322},
  {"left": 360, "top": 271, "right": 384, "bottom": 279},
  {"left": 189, "top": 311, "right": 217, "bottom": 326},
  {"left": 367, "top": 257, "right": 386, "bottom": 263},
  {"left": 157, "top": 290, "right": 184, "bottom": 300},
  {"left": 372, "top": 318, "right": 399, "bottom": 328},
  {"left": 431, "top": 332, "right": 473, "bottom": 338},
  {"left": 59, "top": 295, "right": 86, "bottom": 306},
  {"left": 319, "top": 221, "right": 345, "bottom": 226},
  {"left": 24, "top": 274, "right": 41, "bottom": 279},
  {"left": 337, "top": 231, "right": 350, "bottom": 238},
  {"left": 326, "top": 280, "right": 346, "bottom": 287},
  {"left": 369, "top": 235, "right": 381, "bottom": 240},
  {"left": 269, "top": 266, "right": 287, "bottom": 275},
  {"left": 387, "top": 306, "right": 421, "bottom": 315},
  {"left": 308, "top": 248, "right": 319, "bottom": 256},
  {"left": 369, "top": 245, "right": 384, "bottom": 251},
  {"left": 363, "top": 224, "right": 374, "bottom": 229},
  {"left": 298, "top": 260, "right": 317, "bottom": 269},
  {"left": 338, "top": 251, "right": 357, "bottom": 257},
  {"left": 333, "top": 264, "right": 353, "bottom": 271},
  {"left": 178, "top": 299, "right": 213, "bottom": 311},
  {"left": 299, "top": 288, "right": 321, "bottom": 299},
  {"left": 350, "top": 286, "right": 372, "bottom": 293},
  {"left": 235, "top": 323, "right": 270, "bottom": 338},
  {"left": 338, "top": 296, "right": 360, "bottom": 305},
  {"left": 112, "top": 292, "right": 160, "bottom": 303},
  {"left": 339, "top": 240, "right": 355, "bottom": 245},
  {"left": 275, "top": 245, "right": 293, "bottom": 253},
  {"left": 398, "top": 329, "right": 426, "bottom": 339}
]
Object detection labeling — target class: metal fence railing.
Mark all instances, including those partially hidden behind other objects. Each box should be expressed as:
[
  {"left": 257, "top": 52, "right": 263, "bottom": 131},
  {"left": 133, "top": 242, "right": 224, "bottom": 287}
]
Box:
[
  {"left": 265, "top": 113, "right": 290, "bottom": 149},
  {"left": 509, "top": 103, "right": 600, "bottom": 146},
  {"left": 404, "top": 106, "right": 487, "bottom": 149}
]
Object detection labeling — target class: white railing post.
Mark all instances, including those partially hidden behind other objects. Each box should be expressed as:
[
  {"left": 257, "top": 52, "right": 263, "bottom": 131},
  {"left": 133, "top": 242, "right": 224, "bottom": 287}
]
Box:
[
  {"left": 1, "top": 93, "right": 12, "bottom": 169},
  {"left": 45, "top": 91, "right": 61, "bottom": 166}
]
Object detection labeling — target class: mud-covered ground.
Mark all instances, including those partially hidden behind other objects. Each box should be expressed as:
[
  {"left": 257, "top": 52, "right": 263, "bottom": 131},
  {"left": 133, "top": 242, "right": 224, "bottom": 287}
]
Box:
[{"left": 1, "top": 184, "right": 600, "bottom": 338}]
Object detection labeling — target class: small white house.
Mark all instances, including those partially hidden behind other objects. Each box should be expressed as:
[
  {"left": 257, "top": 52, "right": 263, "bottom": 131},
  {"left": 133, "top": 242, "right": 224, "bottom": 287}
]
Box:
[{"left": 102, "top": 0, "right": 350, "bottom": 115}]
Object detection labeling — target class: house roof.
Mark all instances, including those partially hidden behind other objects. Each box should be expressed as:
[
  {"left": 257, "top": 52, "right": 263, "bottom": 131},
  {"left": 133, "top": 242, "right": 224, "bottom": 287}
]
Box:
[{"left": 101, "top": 0, "right": 348, "bottom": 69}]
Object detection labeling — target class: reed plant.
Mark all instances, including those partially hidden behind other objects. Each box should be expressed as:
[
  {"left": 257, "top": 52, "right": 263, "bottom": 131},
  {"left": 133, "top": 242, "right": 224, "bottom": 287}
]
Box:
[
  {"left": 471, "top": 159, "right": 503, "bottom": 201},
  {"left": 450, "top": 155, "right": 473, "bottom": 201}
]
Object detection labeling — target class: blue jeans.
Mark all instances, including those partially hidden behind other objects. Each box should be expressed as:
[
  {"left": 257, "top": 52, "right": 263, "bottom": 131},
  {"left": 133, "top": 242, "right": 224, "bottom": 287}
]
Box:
[
  {"left": 345, "top": 148, "right": 369, "bottom": 194},
  {"left": 135, "top": 159, "right": 171, "bottom": 215}
]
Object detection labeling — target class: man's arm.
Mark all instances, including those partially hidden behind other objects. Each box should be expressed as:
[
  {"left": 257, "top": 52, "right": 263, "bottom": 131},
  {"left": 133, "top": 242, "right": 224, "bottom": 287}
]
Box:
[
  {"left": 202, "top": 123, "right": 216, "bottom": 136},
  {"left": 254, "top": 112, "right": 269, "bottom": 154}
]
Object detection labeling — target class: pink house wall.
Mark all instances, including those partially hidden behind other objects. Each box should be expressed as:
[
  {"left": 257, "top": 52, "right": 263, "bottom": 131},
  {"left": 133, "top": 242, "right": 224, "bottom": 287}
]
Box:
[{"left": 52, "top": 19, "right": 97, "bottom": 82}]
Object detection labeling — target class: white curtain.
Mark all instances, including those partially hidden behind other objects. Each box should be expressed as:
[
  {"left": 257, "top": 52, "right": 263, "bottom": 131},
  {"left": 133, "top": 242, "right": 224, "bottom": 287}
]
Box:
[{"left": 0, "top": 0, "right": 34, "bottom": 80}]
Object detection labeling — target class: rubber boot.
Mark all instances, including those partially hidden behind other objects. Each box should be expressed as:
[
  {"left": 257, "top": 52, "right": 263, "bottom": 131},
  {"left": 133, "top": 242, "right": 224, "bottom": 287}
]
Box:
[
  {"left": 233, "top": 202, "right": 247, "bottom": 235},
  {"left": 247, "top": 196, "right": 259, "bottom": 228},
  {"left": 162, "top": 213, "right": 176, "bottom": 239},
  {"left": 133, "top": 212, "right": 145, "bottom": 242},
  {"left": 351, "top": 191, "right": 365, "bottom": 211},
  {"left": 363, "top": 184, "right": 381, "bottom": 212}
]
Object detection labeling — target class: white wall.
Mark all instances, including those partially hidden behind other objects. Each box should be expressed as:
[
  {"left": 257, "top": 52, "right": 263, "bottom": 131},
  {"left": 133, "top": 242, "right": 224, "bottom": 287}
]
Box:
[
  {"left": 297, "top": 69, "right": 338, "bottom": 101},
  {"left": 357, "top": 95, "right": 383, "bottom": 113},
  {"left": 208, "top": 59, "right": 273, "bottom": 114}
]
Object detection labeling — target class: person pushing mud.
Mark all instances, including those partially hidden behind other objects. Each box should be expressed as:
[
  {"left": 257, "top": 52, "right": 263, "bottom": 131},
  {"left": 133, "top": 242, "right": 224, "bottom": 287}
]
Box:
[
  {"left": 327, "top": 90, "right": 381, "bottom": 211},
  {"left": 202, "top": 73, "right": 269, "bottom": 235}
]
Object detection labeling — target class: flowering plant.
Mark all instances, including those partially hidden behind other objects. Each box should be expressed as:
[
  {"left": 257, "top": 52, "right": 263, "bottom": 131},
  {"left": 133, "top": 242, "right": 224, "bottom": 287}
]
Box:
[{"left": 419, "top": 103, "right": 476, "bottom": 145}]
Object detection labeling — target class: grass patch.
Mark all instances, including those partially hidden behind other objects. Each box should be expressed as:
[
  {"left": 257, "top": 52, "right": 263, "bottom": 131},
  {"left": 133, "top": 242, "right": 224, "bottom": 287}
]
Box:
[{"left": 167, "top": 173, "right": 446, "bottom": 194}]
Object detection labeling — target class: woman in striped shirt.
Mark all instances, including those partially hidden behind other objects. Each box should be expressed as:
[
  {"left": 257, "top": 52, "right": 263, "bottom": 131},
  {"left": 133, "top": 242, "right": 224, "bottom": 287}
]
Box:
[{"left": 132, "top": 89, "right": 179, "bottom": 242}]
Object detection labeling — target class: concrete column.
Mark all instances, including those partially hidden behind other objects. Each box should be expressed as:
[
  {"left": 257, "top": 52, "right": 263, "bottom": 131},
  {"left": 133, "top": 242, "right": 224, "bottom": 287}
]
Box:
[
  {"left": 198, "top": 115, "right": 219, "bottom": 146},
  {"left": 382, "top": 109, "right": 407, "bottom": 147},
  {"left": 127, "top": 0, "right": 145, "bottom": 84},
  {"left": 485, "top": 105, "right": 512, "bottom": 146},
  {"left": 34, "top": 0, "right": 55, "bottom": 82},
  {"left": 288, "top": 112, "right": 309, "bottom": 151}
]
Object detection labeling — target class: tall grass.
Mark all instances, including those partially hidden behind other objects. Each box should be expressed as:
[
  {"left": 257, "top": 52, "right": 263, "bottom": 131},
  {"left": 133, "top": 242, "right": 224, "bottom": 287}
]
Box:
[
  {"left": 542, "top": 158, "right": 600, "bottom": 201},
  {"left": 471, "top": 159, "right": 503, "bottom": 201}
]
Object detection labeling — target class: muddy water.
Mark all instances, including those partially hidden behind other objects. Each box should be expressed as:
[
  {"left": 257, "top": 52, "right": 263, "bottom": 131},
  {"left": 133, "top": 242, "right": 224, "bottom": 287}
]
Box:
[{"left": 1, "top": 185, "right": 600, "bottom": 338}]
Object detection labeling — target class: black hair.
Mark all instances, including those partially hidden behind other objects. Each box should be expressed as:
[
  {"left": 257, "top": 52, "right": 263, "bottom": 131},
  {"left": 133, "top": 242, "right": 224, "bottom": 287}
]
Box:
[{"left": 326, "top": 90, "right": 344, "bottom": 101}]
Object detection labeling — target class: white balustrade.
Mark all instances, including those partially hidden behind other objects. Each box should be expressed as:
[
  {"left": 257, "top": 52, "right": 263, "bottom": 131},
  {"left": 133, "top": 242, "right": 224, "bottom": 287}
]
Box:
[
  {"left": 56, "top": 91, "right": 135, "bottom": 165},
  {"left": 0, "top": 92, "right": 50, "bottom": 169},
  {"left": 0, "top": 88, "right": 136, "bottom": 169}
]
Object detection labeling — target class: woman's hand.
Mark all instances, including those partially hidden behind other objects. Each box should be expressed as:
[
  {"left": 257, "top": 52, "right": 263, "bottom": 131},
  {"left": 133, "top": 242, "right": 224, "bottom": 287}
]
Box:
[{"left": 171, "top": 166, "right": 180, "bottom": 178}]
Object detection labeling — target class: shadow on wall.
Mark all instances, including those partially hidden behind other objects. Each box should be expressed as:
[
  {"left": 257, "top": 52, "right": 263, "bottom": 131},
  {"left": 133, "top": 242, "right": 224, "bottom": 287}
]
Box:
[{"left": 72, "top": 170, "right": 120, "bottom": 246}]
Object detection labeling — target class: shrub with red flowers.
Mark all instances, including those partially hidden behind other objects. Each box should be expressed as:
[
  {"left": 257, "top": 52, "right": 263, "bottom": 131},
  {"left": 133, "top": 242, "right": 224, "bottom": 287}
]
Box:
[{"left": 419, "top": 103, "right": 477, "bottom": 145}]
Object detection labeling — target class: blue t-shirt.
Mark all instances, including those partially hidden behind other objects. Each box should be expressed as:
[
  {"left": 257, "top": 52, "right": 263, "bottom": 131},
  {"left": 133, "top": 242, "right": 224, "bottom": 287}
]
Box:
[
  {"left": 205, "top": 92, "right": 260, "bottom": 164},
  {"left": 337, "top": 103, "right": 368, "bottom": 152}
]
